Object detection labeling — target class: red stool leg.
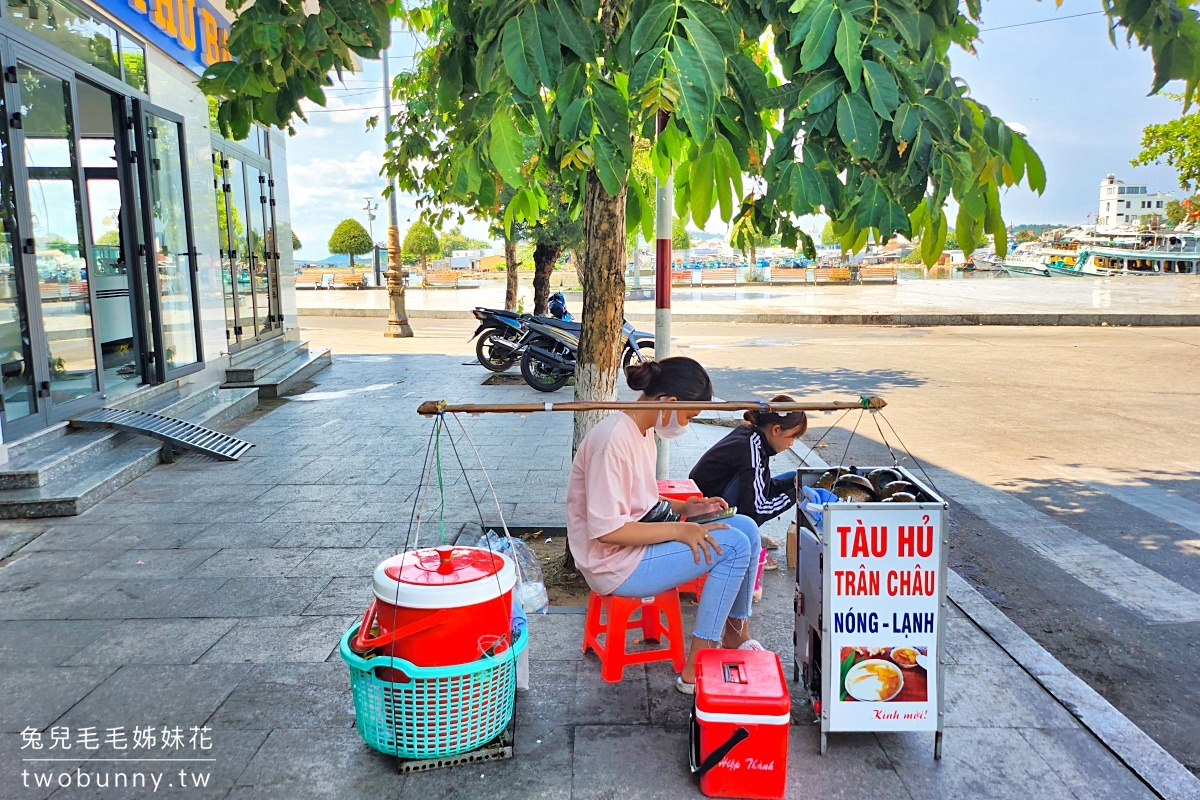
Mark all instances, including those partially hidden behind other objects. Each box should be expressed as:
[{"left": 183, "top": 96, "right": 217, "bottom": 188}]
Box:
[
  {"left": 658, "top": 589, "right": 687, "bottom": 673},
  {"left": 640, "top": 595, "right": 663, "bottom": 643},
  {"left": 583, "top": 590, "right": 603, "bottom": 656},
  {"left": 600, "top": 596, "right": 633, "bottom": 683}
]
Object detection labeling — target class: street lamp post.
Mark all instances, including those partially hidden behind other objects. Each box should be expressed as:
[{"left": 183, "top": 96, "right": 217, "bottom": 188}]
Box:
[
  {"left": 363, "top": 196, "right": 379, "bottom": 284},
  {"left": 381, "top": 48, "right": 412, "bottom": 337}
]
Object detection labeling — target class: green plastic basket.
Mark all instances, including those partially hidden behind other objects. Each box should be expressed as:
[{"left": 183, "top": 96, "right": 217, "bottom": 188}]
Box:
[{"left": 339, "top": 623, "right": 527, "bottom": 759}]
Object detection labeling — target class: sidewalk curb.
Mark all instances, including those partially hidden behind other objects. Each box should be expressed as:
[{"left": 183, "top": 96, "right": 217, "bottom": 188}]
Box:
[
  {"left": 297, "top": 308, "right": 1200, "bottom": 327},
  {"left": 947, "top": 572, "right": 1200, "bottom": 800},
  {"left": 766, "top": 434, "right": 1200, "bottom": 799}
]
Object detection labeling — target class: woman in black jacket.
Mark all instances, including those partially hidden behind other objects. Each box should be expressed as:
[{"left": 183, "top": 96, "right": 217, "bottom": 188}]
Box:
[{"left": 689, "top": 396, "right": 808, "bottom": 562}]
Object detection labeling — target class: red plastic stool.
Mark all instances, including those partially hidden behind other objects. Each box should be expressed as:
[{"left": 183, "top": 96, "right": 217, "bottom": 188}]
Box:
[
  {"left": 677, "top": 573, "right": 708, "bottom": 598},
  {"left": 583, "top": 589, "right": 687, "bottom": 682}
]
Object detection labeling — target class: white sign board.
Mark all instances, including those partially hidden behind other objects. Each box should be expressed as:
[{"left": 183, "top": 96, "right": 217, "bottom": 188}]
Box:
[{"left": 823, "top": 505, "right": 945, "bottom": 732}]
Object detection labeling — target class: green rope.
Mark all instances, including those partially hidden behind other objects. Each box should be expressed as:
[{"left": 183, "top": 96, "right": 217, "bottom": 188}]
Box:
[{"left": 433, "top": 414, "right": 447, "bottom": 544}]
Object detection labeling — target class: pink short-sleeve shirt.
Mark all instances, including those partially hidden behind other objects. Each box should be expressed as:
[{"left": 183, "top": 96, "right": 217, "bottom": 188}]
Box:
[{"left": 566, "top": 412, "right": 660, "bottom": 594}]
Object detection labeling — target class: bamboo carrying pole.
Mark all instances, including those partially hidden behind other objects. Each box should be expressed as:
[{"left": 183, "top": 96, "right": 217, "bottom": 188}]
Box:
[{"left": 417, "top": 397, "right": 886, "bottom": 416}]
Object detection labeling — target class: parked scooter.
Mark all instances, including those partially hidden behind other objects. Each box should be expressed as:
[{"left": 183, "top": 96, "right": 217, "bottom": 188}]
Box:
[
  {"left": 470, "top": 307, "right": 529, "bottom": 372},
  {"left": 470, "top": 292, "right": 575, "bottom": 372},
  {"left": 520, "top": 314, "right": 655, "bottom": 393}
]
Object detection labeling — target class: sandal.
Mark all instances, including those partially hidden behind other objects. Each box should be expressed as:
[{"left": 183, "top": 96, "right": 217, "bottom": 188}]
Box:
[
  {"left": 737, "top": 639, "right": 766, "bottom": 652},
  {"left": 762, "top": 554, "right": 779, "bottom": 571},
  {"left": 675, "top": 676, "right": 696, "bottom": 695},
  {"left": 760, "top": 534, "right": 779, "bottom": 550}
]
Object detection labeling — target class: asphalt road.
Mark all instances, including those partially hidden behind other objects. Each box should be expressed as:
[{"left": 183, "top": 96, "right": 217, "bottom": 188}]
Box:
[{"left": 302, "top": 315, "right": 1200, "bottom": 775}]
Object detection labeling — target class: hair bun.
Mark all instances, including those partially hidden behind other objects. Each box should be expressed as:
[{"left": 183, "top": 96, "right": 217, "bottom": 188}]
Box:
[
  {"left": 625, "top": 361, "right": 662, "bottom": 392},
  {"left": 743, "top": 410, "right": 758, "bottom": 424}
]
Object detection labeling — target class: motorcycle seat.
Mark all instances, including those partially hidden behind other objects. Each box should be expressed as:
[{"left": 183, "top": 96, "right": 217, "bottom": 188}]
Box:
[{"left": 535, "top": 317, "right": 582, "bottom": 332}]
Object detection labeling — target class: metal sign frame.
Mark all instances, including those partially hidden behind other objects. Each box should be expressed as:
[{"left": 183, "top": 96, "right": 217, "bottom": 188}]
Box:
[{"left": 795, "top": 466, "right": 948, "bottom": 759}]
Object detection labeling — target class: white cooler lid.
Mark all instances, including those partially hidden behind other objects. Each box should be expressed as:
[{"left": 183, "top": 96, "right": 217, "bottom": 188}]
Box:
[{"left": 372, "top": 545, "right": 516, "bottom": 609}]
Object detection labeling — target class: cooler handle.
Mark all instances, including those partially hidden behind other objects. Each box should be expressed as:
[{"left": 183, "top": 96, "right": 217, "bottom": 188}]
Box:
[
  {"left": 689, "top": 710, "right": 750, "bottom": 778},
  {"left": 349, "top": 599, "right": 452, "bottom": 652}
]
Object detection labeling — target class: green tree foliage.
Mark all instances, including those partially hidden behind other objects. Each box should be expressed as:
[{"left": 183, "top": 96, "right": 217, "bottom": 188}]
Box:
[
  {"left": 403, "top": 220, "right": 441, "bottom": 273},
  {"left": 204, "top": 0, "right": 1200, "bottom": 433},
  {"left": 292, "top": 231, "right": 302, "bottom": 251},
  {"left": 821, "top": 220, "right": 839, "bottom": 246},
  {"left": 439, "top": 226, "right": 491, "bottom": 256},
  {"left": 1132, "top": 101, "right": 1200, "bottom": 190},
  {"left": 672, "top": 217, "right": 691, "bottom": 251},
  {"left": 1164, "top": 195, "right": 1200, "bottom": 225},
  {"left": 328, "top": 218, "right": 373, "bottom": 269},
  {"left": 96, "top": 230, "right": 121, "bottom": 247}
]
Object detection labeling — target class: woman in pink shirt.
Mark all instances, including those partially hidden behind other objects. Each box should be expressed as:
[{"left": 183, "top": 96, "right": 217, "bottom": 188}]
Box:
[{"left": 567, "top": 357, "right": 763, "bottom": 693}]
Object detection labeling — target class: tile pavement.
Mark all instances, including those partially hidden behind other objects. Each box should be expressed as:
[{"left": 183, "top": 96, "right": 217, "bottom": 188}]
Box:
[{"left": 0, "top": 353, "right": 1161, "bottom": 799}]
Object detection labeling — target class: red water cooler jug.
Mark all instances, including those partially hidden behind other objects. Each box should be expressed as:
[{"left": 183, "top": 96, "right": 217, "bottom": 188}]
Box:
[
  {"left": 690, "top": 649, "right": 791, "bottom": 799},
  {"left": 351, "top": 545, "right": 516, "bottom": 676}
]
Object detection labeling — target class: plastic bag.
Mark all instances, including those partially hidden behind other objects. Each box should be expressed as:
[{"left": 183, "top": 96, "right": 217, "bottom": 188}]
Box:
[{"left": 479, "top": 530, "right": 549, "bottom": 614}]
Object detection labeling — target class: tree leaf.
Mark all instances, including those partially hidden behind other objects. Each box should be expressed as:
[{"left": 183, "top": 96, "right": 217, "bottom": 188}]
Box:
[
  {"left": 632, "top": 1, "right": 675, "bottom": 55},
  {"left": 682, "top": 0, "right": 737, "bottom": 52},
  {"left": 892, "top": 102, "right": 919, "bottom": 140},
  {"left": 691, "top": 149, "right": 715, "bottom": 228},
  {"left": 546, "top": 0, "right": 595, "bottom": 60},
  {"left": 679, "top": 16, "right": 727, "bottom": 96},
  {"left": 800, "top": 1, "right": 838, "bottom": 72},
  {"left": 668, "top": 38, "right": 715, "bottom": 139},
  {"left": 715, "top": 134, "right": 743, "bottom": 208},
  {"left": 593, "top": 136, "right": 624, "bottom": 196},
  {"left": 490, "top": 106, "right": 525, "bottom": 186},
  {"left": 863, "top": 61, "right": 899, "bottom": 119},
  {"left": 1024, "top": 139, "right": 1047, "bottom": 194},
  {"left": 835, "top": 11, "right": 863, "bottom": 92},
  {"left": 501, "top": 13, "right": 540, "bottom": 95},
  {"left": 836, "top": 93, "right": 880, "bottom": 158}
]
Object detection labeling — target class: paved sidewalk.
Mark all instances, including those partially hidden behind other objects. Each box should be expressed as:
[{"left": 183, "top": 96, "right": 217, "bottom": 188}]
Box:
[{"left": 0, "top": 354, "right": 1178, "bottom": 799}]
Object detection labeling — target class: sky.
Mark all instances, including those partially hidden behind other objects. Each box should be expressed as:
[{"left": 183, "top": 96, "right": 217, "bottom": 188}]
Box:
[{"left": 285, "top": 5, "right": 1186, "bottom": 260}]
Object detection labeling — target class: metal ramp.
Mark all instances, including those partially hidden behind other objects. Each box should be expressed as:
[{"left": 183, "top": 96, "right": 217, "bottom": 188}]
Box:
[{"left": 69, "top": 408, "right": 254, "bottom": 462}]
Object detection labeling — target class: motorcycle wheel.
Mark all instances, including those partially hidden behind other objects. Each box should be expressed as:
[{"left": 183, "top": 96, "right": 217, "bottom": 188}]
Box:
[
  {"left": 622, "top": 340, "right": 656, "bottom": 373},
  {"left": 476, "top": 329, "right": 519, "bottom": 372},
  {"left": 520, "top": 345, "right": 572, "bottom": 393}
]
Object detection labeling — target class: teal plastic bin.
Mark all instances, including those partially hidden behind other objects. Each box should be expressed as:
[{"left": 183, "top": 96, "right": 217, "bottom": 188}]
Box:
[{"left": 339, "top": 623, "right": 527, "bottom": 758}]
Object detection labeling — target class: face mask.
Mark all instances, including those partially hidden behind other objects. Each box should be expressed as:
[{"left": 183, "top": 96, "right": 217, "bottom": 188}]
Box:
[{"left": 654, "top": 410, "right": 689, "bottom": 440}]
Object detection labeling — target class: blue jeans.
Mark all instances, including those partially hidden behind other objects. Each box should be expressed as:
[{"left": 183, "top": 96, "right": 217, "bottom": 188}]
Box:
[
  {"left": 613, "top": 514, "right": 762, "bottom": 642},
  {"left": 721, "top": 470, "right": 798, "bottom": 518}
]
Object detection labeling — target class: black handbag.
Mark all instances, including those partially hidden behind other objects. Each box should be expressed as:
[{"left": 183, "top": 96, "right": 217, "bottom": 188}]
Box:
[{"left": 640, "top": 499, "right": 680, "bottom": 523}]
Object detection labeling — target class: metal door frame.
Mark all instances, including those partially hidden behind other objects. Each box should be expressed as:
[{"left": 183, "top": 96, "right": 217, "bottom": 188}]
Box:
[
  {"left": 132, "top": 100, "right": 203, "bottom": 382},
  {"left": 2, "top": 40, "right": 106, "bottom": 437}
]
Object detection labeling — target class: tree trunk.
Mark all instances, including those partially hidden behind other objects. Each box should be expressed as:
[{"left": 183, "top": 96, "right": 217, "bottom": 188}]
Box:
[
  {"left": 504, "top": 235, "right": 519, "bottom": 311},
  {"left": 532, "top": 241, "right": 562, "bottom": 315},
  {"left": 573, "top": 172, "right": 627, "bottom": 455}
]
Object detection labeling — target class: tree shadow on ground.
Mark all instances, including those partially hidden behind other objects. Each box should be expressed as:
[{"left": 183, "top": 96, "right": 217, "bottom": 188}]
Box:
[{"left": 706, "top": 366, "right": 925, "bottom": 400}]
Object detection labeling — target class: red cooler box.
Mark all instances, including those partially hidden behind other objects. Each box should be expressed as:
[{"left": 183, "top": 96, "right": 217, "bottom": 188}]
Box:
[{"left": 690, "top": 649, "right": 790, "bottom": 799}]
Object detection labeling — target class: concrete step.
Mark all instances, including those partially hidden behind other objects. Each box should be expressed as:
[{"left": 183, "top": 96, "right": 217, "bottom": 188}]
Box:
[
  {"left": 225, "top": 339, "right": 308, "bottom": 383},
  {"left": 0, "top": 386, "right": 260, "bottom": 518},
  {"left": 224, "top": 347, "right": 331, "bottom": 399}
]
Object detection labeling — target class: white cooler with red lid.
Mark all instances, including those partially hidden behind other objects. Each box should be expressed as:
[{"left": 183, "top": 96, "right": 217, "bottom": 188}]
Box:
[{"left": 351, "top": 545, "right": 516, "bottom": 668}]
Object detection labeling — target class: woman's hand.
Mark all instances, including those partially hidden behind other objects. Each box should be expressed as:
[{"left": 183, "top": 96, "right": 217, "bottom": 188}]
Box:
[
  {"left": 680, "top": 496, "right": 728, "bottom": 520},
  {"left": 676, "top": 522, "right": 729, "bottom": 565}
]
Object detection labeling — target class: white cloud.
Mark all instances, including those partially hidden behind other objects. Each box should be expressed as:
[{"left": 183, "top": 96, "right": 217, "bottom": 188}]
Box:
[{"left": 1008, "top": 121, "right": 1030, "bottom": 136}]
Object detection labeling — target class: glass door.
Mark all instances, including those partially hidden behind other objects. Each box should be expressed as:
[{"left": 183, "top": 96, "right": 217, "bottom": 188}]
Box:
[
  {"left": 134, "top": 103, "right": 201, "bottom": 378},
  {"left": 7, "top": 49, "right": 103, "bottom": 430},
  {"left": 213, "top": 145, "right": 281, "bottom": 350},
  {"left": 0, "top": 67, "right": 38, "bottom": 434}
]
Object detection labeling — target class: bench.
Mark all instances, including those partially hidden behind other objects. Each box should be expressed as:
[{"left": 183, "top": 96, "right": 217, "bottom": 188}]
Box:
[
  {"left": 813, "top": 266, "right": 852, "bottom": 283},
  {"left": 334, "top": 273, "right": 364, "bottom": 289},
  {"left": 770, "top": 266, "right": 808, "bottom": 284},
  {"left": 424, "top": 269, "right": 461, "bottom": 288},
  {"left": 671, "top": 269, "right": 692, "bottom": 285},
  {"left": 700, "top": 268, "right": 738, "bottom": 285},
  {"left": 858, "top": 265, "right": 897, "bottom": 284}
]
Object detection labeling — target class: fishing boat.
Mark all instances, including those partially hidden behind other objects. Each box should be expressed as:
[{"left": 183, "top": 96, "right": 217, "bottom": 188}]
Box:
[{"left": 1001, "top": 247, "right": 1052, "bottom": 277}]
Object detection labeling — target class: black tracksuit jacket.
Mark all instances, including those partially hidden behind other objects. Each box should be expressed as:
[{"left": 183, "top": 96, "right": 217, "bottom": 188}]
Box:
[{"left": 689, "top": 425, "right": 797, "bottom": 527}]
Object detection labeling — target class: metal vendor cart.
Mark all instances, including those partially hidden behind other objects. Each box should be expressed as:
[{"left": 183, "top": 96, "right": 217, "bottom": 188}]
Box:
[{"left": 792, "top": 465, "right": 949, "bottom": 758}]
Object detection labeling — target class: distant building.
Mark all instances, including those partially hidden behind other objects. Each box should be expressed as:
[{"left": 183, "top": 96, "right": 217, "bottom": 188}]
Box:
[
  {"left": 1097, "top": 175, "right": 1173, "bottom": 231},
  {"left": 472, "top": 254, "right": 505, "bottom": 271}
]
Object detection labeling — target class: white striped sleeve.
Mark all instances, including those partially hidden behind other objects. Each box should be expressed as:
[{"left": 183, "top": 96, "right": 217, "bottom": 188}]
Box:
[{"left": 750, "top": 431, "right": 792, "bottom": 516}]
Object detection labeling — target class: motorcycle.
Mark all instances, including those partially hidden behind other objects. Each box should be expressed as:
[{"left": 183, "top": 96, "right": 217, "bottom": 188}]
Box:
[
  {"left": 520, "top": 316, "right": 655, "bottom": 393},
  {"left": 470, "top": 292, "right": 574, "bottom": 372},
  {"left": 470, "top": 307, "right": 528, "bottom": 372}
]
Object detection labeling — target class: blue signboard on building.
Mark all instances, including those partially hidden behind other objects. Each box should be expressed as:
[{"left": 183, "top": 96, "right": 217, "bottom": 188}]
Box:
[{"left": 97, "top": 0, "right": 230, "bottom": 76}]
